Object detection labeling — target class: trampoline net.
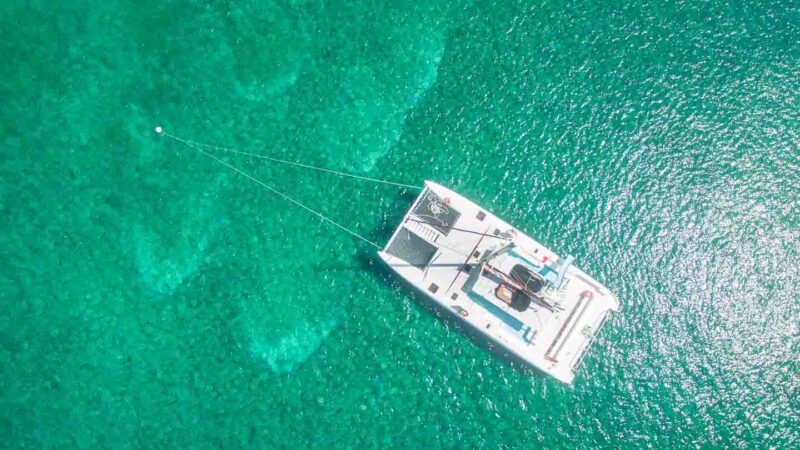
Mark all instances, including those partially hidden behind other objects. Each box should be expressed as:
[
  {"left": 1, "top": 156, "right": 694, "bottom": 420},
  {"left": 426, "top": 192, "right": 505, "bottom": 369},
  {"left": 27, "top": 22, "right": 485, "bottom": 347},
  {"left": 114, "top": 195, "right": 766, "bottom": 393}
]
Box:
[
  {"left": 386, "top": 227, "right": 438, "bottom": 269},
  {"left": 412, "top": 190, "right": 461, "bottom": 235}
]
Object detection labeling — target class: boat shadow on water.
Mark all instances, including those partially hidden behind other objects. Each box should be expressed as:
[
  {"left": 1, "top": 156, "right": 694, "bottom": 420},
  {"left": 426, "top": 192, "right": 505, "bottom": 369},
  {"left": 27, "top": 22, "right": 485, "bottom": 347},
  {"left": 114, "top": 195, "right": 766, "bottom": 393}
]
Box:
[{"left": 355, "top": 252, "right": 552, "bottom": 382}]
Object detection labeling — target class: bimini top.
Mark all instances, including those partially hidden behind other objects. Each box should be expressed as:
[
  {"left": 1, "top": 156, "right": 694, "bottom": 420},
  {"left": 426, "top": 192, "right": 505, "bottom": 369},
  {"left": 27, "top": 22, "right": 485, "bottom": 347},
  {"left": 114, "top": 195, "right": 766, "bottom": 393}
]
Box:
[{"left": 379, "top": 181, "right": 619, "bottom": 384}]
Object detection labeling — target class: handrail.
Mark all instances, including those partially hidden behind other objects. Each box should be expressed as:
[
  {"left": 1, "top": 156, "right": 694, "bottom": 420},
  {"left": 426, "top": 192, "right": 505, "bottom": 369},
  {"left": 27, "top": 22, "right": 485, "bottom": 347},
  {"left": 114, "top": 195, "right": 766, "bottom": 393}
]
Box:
[{"left": 570, "top": 309, "right": 610, "bottom": 370}]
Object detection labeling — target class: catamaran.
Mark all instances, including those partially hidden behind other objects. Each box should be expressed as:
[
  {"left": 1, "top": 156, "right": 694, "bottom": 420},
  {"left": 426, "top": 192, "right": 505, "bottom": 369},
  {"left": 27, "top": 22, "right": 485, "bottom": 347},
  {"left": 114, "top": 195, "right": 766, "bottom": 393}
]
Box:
[
  {"left": 379, "top": 181, "right": 619, "bottom": 384},
  {"left": 157, "top": 127, "right": 619, "bottom": 384}
]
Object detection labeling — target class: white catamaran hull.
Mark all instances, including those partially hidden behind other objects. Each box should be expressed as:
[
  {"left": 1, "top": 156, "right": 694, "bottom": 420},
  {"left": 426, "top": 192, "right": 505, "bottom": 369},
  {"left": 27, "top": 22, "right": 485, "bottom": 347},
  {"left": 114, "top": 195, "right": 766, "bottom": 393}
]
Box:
[{"left": 379, "top": 181, "right": 619, "bottom": 384}]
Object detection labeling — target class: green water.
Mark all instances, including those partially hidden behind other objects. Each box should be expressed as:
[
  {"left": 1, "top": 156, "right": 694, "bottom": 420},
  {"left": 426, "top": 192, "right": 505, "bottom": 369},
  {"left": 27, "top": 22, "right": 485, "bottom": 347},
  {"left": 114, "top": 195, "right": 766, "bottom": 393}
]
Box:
[{"left": 2, "top": 0, "right": 799, "bottom": 448}]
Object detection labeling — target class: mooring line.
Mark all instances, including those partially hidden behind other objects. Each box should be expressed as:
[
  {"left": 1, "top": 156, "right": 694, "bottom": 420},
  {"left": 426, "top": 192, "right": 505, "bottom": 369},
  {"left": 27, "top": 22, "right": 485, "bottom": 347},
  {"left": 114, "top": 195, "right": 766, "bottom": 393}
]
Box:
[
  {"left": 155, "top": 126, "right": 382, "bottom": 249},
  {"left": 156, "top": 127, "right": 421, "bottom": 190}
]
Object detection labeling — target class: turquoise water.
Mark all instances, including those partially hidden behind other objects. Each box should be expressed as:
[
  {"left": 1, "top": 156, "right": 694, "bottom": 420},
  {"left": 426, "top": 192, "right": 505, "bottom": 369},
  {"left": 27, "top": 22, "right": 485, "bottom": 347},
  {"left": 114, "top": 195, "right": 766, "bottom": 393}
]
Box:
[{"left": 2, "top": 0, "right": 799, "bottom": 447}]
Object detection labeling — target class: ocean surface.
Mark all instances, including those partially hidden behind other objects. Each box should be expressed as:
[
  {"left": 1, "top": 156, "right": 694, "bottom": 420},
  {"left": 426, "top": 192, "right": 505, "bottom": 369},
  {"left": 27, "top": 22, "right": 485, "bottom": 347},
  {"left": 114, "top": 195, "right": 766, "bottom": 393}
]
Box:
[{"left": 2, "top": 0, "right": 799, "bottom": 448}]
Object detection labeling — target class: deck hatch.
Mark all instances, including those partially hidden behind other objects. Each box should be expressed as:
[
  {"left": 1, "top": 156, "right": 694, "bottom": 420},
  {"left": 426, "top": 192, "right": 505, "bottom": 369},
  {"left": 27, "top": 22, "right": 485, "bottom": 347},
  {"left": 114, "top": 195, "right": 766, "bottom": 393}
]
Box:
[
  {"left": 412, "top": 190, "right": 461, "bottom": 235},
  {"left": 386, "top": 227, "right": 438, "bottom": 269}
]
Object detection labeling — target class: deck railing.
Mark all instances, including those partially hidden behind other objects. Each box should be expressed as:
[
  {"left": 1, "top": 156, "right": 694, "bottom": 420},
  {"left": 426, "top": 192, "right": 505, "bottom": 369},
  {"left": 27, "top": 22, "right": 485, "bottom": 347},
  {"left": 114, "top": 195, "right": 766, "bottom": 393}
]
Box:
[{"left": 570, "top": 310, "right": 610, "bottom": 370}]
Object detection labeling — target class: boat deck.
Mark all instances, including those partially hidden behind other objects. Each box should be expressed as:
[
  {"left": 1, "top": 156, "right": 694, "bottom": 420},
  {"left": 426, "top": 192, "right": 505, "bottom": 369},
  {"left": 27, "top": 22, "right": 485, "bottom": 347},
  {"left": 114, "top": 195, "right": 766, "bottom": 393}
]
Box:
[{"left": 379, "top": 181, "right": 619, "bottom": 384}]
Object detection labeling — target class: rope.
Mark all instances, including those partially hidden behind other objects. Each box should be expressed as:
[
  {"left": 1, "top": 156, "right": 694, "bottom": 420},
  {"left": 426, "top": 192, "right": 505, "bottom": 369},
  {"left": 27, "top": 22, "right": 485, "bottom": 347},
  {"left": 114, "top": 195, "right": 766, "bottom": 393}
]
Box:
[
  {"left": 156, "top": 127, "right": 382, "bottom": 249},
  {"left": 405, "top": 218, "right": 511, "bottom": 241},
  {"left": 158, "top": 128, "right": 421, "bottom": 190}
]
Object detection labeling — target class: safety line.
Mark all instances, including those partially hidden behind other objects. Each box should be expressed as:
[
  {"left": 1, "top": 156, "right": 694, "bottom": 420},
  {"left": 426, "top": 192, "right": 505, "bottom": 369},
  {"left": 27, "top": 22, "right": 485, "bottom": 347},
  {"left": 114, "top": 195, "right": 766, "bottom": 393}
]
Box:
[
  {"left": 157, "top": 128, "right": 421, "bottom": 190},
  {"left": 156, "top": 127, "right": 382, "bottom": 249}
]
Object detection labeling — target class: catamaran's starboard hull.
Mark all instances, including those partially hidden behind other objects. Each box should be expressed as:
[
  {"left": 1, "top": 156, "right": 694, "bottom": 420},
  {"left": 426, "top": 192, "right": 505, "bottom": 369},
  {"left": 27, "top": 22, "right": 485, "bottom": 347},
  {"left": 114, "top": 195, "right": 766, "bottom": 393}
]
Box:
[{"left": 379, "top": 181, "right": 619, "bottom": 384}]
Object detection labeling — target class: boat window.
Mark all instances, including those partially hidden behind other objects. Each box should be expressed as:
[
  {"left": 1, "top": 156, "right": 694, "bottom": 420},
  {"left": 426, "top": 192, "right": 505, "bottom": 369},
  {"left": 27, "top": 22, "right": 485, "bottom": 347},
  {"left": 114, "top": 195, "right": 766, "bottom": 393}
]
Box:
[
  {"left": 510, "top": 264, "right": 545, "bottom": 294},
  {"left": 412, "top": 190, "right": 461, "bottom": 235}
]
